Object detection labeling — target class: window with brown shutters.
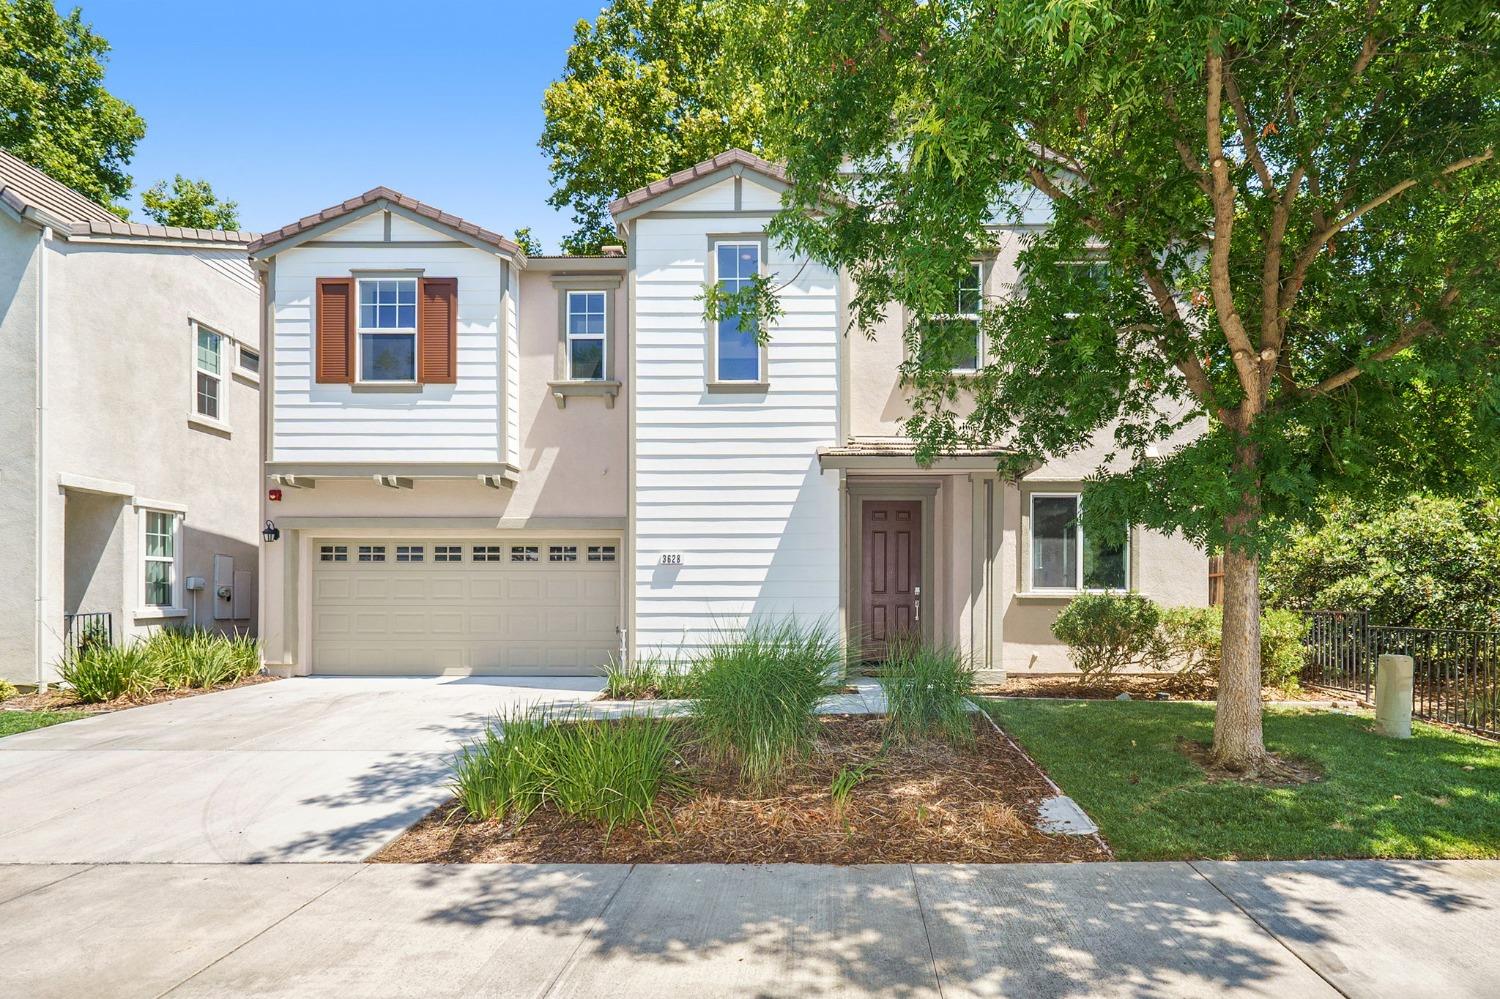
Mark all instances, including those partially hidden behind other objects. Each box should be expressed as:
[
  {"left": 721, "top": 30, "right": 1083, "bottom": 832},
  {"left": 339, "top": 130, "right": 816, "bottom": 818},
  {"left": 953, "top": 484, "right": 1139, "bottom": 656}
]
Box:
[
  {"left": 418, "top": 277, "right": 458, "bottom": 383},
  {"left": 314, "top": 277, "right": 355, "bottom": 383}
]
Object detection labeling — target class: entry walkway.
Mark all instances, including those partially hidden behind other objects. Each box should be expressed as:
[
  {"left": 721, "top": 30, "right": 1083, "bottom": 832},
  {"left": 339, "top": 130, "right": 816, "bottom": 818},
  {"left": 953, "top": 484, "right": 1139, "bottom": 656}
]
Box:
[{"left": 3, "top": 860, "right": 1496, "bottom": 997}]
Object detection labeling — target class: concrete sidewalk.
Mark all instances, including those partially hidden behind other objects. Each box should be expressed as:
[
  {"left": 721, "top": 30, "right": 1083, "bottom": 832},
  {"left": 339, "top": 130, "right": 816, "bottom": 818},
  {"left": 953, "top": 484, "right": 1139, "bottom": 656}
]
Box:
[{"left": 3, "top": 860, "right": 1496, "bottom": 998}]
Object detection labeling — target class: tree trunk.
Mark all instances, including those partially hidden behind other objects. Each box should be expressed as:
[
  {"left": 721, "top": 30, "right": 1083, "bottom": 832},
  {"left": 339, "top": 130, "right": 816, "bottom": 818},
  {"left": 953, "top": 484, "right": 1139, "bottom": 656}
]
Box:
[{"left": 1212, "top": 440, "right": 1269, "bottom": 771}]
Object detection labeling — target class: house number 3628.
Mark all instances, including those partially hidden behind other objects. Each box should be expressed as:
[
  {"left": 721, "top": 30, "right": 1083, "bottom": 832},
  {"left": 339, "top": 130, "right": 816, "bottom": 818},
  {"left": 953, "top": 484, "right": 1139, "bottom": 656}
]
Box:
[{"left": 659, "top": 554, "right": 682, "bottom": 565}]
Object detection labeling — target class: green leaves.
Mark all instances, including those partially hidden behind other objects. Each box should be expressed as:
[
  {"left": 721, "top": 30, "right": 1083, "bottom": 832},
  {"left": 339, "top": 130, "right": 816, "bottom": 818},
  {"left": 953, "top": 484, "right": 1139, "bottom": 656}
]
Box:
[
  {"left": 0, "top": 0, "right": 145, "bottom": 213},
  {"left": 141, "top": 175, "right": 240, "bottom": 231}
]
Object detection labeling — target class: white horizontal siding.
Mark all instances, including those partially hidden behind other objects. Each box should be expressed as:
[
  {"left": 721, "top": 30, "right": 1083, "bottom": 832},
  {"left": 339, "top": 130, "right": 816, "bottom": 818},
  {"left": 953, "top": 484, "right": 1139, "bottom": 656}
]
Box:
[
  {"left": 270, "top": 233, "right": 504, "bottom": 464},
  {"left": 631, "top": 181, "right": 842, "bottom": 657}
]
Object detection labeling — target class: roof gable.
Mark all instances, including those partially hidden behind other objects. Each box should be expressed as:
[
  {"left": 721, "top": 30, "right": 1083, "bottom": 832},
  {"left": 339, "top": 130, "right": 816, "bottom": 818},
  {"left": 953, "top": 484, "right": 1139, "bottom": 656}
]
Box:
[
  {"left": 249, "top": 187, "right": 523, "bottom": 260},
  {"left": 608, "top": 149, "right": 791, "bottom": 224}
]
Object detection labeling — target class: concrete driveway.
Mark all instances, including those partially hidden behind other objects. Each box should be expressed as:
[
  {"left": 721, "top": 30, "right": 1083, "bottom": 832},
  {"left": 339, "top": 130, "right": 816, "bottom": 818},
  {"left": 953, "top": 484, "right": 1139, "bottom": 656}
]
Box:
[{"left": 0, "top": 676, "right": 602, "bottom": 863}]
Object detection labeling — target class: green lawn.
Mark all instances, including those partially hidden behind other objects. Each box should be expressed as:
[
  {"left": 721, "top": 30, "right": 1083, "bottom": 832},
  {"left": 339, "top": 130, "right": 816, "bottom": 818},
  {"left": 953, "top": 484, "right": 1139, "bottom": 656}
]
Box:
[
  {"left": 983, "top": 698, "right": 1500, "bottom": 861},
  {"left": 0, "top": 710, "right": 89, "bottom": 738}
]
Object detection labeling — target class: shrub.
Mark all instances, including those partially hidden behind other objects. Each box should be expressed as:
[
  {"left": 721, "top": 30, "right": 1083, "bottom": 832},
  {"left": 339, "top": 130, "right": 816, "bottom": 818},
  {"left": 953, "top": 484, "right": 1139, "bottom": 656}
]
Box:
[
  {"left": 692, "top": 619, "right": 846, "bottom": 789},
  {"left": 449, "top": 708, "right": 686, "bottom": 831},
  {"left": 0, "top": 679, "right": 17, "bottom": 702},
  {"left": 1159, "top": 606, "right": 1309, "bottom": 694},
  {"left": 141, "top": 628, "right": 260, "bottom": 689},
  {"left": 877, "top": 639, "right": 975, "bottom": 746},
  {"left": 1051, "top": 593, "right": 1166, "bottom": 683},
  {"left": 59, "top": 643, "right": 154, "bottom": 703},
  {"left": 604, "top": 654, "right": 697, "bottom": 700},
  {"left": 1262, "top": 494, "right": 1500, "bottom": 629}
]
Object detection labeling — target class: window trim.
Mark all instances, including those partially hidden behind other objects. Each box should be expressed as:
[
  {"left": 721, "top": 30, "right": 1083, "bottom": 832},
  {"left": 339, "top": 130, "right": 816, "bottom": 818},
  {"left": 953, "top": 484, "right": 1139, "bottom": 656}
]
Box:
[
  {"left": 564, "top": 290, "right": 608, "bottom": 381},
  {"left": 139, "top": 509, "right": 184, "bottom": 614},
  {"left": 706, "top": 234, "right": 771, "bottom": 389},
  {"left": 918, "top": 260, "right": 986, "bottom": 374},
  {"left": 354, "top": 276, "right": 419, "bottom": 385},
  {"left": 1027, "top": 491, "right": 1130, "bottom": 594},
  {"left": 236, "top": 343, "right": 262, "bottom": 384},
  {"left": 191, "top": 321, "right": 228, "bottom": 427}
]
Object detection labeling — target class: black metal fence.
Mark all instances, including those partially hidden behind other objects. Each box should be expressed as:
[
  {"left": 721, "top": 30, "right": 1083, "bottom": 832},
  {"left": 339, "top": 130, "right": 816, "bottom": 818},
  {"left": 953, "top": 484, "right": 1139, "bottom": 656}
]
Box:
[
  {"left": 63, "top": 612, "right": 113, "bottom": 656},
  {"left": 1302, "top": 610, "right": 1499, "bottom": 739}
]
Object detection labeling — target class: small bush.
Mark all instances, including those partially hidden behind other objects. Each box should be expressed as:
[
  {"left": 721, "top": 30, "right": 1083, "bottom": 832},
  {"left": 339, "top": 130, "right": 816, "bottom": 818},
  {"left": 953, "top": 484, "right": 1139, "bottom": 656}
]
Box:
[
  {"left": 692, "top": 619, "right": 846, "bottom": 789},
  {"left": 59, "top": 644, "right": 154, "bottom": 703},
  {"left": 0, "top": 679, "right": 18, "bottom": 702},
  {"left": 1159, "top": 606, "right": 1309, "bottom": 694},
  {"left": 450, "top": 708, "right": 686, "bottom": 832},
  {"left": 1051, "top": 593, "right": 1166, "bottom": 683},
  {"left": 604, "top": 654, "right": 698, "bottom": 700},
  {"left": 878, "top": 639, "right": 976, "bottom": 746},
  {"left": 141, "top": 628, "right": 260, "bottom": 689}
]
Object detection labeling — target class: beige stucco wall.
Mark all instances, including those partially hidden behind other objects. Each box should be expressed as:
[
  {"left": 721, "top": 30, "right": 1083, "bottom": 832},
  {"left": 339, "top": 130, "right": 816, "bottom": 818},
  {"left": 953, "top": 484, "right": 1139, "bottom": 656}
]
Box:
[
  {"left": 0, "top": 213, "right": 41, "bottom": 683},
  {"left": 20, "top": 239, "right": 263, "bottom": 683}
]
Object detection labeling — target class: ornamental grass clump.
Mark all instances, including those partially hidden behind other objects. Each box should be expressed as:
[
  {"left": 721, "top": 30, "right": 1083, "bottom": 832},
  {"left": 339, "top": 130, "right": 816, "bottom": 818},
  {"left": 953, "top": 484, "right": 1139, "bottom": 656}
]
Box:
[
  {"left": 603, "top": 653, "right": 698, "bottom": 700},
  {"left": 449, "top": 707, "right": 686, "bottom": 832},
  {"left": 691, "top": 620, "right": 846, "bottom": 789},
  {"left": 141, "top": 628, "right": 261, "bottom": 689},
  {"left": 878, "top": 639, "right": 976, "bottom": 747},
  {"left": 58, "top": 643, "right": 153, "bottom": 703}
]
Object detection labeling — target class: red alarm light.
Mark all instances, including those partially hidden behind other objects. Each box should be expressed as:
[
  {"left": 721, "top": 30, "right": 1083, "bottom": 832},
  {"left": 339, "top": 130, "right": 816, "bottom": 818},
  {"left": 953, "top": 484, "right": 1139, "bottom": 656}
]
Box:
[{"left": 268, "top": 488, "right": 283, "bottom": 502}]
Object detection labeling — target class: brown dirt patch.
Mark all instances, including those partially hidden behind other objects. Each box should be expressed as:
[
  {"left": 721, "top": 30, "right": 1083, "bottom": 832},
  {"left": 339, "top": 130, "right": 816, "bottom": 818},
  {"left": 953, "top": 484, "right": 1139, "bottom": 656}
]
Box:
[
  {"left": 1, "top": 673, "right": 278, "bottom": 715},
  {"left": 373, "top": 715, "right": 1110, "bottom": 865},
  {"left": 977, "top": 672, "right": 1333, "bottom": 703},
  {"left": 1174, "top": 737, "right": 1325, "bottom": 786}
]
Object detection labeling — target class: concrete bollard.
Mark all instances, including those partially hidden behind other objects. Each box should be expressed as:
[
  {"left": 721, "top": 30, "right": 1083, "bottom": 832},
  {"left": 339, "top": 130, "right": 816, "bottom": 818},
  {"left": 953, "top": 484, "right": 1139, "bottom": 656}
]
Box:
[{"left": 1374, "top": 654, "right": 1414, "bottom": 739}]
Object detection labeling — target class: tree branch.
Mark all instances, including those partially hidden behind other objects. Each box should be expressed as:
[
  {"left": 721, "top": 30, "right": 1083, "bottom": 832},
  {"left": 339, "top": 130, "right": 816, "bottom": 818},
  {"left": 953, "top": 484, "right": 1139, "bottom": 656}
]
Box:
[
  {"left": 1223, "top": 62, "right": 1275, "bottom": 194},
  {"left": 1204, "top": 48, "right": 1262, "bottom": 407},
  {"left": 1296, "top": 284, "right": 1461, "bottom": 399}
]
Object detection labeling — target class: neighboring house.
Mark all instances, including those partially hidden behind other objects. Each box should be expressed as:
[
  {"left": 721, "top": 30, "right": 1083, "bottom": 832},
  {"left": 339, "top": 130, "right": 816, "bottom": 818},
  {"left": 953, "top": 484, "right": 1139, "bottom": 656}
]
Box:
[
  {"left": 0, "top": 150, "right": 262, "bottom": 688},
  {"left": 253, "top": 149, "right": 1205, "bottom": 678}
]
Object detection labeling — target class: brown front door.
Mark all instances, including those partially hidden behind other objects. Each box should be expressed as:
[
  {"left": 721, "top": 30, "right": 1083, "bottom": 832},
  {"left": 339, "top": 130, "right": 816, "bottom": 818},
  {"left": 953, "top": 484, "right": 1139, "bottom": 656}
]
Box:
[{"left": 861, "top": 500, "right": 922, "bottom": 660}]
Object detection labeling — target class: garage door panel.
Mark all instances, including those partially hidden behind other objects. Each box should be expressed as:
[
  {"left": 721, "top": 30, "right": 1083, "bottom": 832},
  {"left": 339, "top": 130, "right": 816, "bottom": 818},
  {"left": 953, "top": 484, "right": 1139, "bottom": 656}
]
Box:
[{"left": 311, "top": 539, "right": 619, "bottom": 676}]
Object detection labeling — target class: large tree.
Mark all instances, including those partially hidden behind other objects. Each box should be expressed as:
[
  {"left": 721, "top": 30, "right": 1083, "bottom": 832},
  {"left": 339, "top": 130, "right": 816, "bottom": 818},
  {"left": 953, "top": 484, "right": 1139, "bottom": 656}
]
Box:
[
  {"left": 0, "top": 0, "right": 145, "bottom": 214},
  {"left": 142, "top": 175, "right": 240, "bottom": 230},
  {"left": 540, "top": 0, "right": 776, "bottom": 253},
  {"left": 733, "top": 1, "right": 1498, "bottom": 769}
]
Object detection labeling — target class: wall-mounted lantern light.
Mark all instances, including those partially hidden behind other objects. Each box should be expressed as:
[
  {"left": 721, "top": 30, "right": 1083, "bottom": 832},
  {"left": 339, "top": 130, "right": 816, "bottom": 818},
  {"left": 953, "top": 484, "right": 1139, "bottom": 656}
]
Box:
[{"left": 262, "top": 520, "right": 281, "bottom": 543}]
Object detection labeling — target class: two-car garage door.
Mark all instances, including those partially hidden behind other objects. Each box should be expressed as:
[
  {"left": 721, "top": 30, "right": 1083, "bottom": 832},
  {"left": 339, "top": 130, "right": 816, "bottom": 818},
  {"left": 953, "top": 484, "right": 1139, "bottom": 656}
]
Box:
[{"left": 311, "top": 539, "right": 621, "bottom": 676}]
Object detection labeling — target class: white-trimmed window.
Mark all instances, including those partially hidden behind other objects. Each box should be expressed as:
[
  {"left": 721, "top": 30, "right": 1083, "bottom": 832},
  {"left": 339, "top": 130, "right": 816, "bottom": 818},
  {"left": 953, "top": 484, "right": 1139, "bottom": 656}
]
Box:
[
  {"left": 712, "top": 241, "right": 762, "bottom": 382},
  {"left": 472, "top": 545, "right": 503, "bottom": 562},
  {"left": 357, "top": 544, "right": 387, "bottom": 563},
  {"left": 548, "top": 544, "right": 578, "bottom": 563},
  {"left": 194, "top": 323, "right": 226, "bottom": 420},
  {"left": 395, "top": 545, "right": 424, "bottom": 563},
  {"left": 238, "top": 344, "right": 261, "bottom": 378},
  {"left": 1030, "top": 493, "right": 1128, "bottom": 592},
  {"left": 920, "top": 263, "right": 983, "bottom": 372},
  {"left": 565, "top": 291, "right": 607, "bottom": 380},
  {"left": 587, "top": 544, "right": 617, "bottom": 563},
  {"left": 511, "top": 545, "right": 540, "bottom": 563},
  {"left": 142, "top": 510, "right": 180, "bottom": 607},
  {"left": 356, "top": 278, "right": 418, "bottom": 382},
  {"left": 319, "top": 544, "right": 348, "bottom": 562},
  {"left": 434, "top": 545, "right": 463, "bottom": 562}
]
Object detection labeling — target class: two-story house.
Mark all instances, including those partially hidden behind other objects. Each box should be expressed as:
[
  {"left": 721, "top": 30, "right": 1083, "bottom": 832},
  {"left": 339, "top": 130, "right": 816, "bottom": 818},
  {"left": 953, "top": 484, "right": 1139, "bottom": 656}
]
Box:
[
  {"left": 252, "top": 149, "right": 1206, "bottom": 679},
  {"left": 0, "top": 150, "right": 263, "bottom": 689}
]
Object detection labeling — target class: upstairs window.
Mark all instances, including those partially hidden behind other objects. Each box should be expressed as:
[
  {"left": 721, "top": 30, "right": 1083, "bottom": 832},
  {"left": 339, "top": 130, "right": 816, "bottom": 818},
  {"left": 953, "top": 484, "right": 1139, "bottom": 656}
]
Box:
[
  {"left": 713, "top": 241, "right": 762, "bottom": 382},
  {"left": 357, "top": 278, "right": 417, "bottom": 382},
  {"left": 566, "top": 291, "right": 607, "bottom": 380},
  {"left": 919, "top": 263, "right": 982, "bottom": 372},
  {"left": 1030, "top": 494, "right": 1128, "bottom": 592},
  {"left": 238, "top": 345, "right": 261, "bottom": 378},
  {"left": 194, "top": 324, "right": 225, "bottom": 420}
]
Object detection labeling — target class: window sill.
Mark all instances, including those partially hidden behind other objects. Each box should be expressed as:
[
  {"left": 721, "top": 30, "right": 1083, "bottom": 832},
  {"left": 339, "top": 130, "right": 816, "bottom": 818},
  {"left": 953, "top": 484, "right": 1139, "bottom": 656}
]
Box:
[
  {"left": 187, "top": 414, "right": 231, "bottom": 436},
  {"left": 706, "top": 381, "right": 770, "bottom": 395},
  {"left": 233, "top": 369, "right": 261, "bottom": 387},
  {"left": 134, "top": 607, "right": 188, "bottom": 621},
  {"left": 548, "top": 379, "right": 622, "bottom": 409},
  {"left": 351, "top": 382, "right": 424, "bottom": 393},
  {"left": 1014, "top": 589, "right": 1135, "bottom": 602}
]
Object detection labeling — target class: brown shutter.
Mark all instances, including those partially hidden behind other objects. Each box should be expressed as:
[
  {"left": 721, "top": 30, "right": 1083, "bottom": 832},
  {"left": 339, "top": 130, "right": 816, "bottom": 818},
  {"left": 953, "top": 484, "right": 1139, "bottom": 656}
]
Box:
[
  {"left": 418, "top": 277, "right": 458, "bottom": 383},
  {"left": 314, "top": 278, "right": 355, "bottom": 383}
]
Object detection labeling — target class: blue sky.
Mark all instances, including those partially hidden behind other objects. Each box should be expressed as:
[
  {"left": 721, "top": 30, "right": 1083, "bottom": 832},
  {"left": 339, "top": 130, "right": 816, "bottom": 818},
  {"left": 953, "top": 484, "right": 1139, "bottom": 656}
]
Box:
[{"left": 79, "top": 1, "right": 608, "bottom": 252}]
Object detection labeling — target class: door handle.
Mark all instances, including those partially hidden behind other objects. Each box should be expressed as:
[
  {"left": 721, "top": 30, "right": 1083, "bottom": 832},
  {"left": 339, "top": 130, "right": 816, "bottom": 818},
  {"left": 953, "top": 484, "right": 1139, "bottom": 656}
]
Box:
[{"left": 914, "top": 585, "right": 921, "bottom": 627}]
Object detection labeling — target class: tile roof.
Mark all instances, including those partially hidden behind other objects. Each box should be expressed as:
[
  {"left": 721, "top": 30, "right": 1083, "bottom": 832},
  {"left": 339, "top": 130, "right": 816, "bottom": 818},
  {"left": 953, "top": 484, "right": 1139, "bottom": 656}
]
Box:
[
  {"left": 248, "top": 187, "right": 522, "bottom": 257},
  {"left": 0, "top": 148, "right": 257, "bottom": 244},
  {"left": 608, "top": 148, "right": 791, "bottom": 217},
  {"left": 818, "top": 436, "right": 1014, "bottom": 458}
]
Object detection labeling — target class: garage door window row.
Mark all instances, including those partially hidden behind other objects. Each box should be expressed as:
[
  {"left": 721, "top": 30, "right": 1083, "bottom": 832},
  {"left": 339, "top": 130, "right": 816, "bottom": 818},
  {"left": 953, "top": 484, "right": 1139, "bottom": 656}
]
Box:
[{"left": 318, "top": 542, "right": 617, "bottom": 565}]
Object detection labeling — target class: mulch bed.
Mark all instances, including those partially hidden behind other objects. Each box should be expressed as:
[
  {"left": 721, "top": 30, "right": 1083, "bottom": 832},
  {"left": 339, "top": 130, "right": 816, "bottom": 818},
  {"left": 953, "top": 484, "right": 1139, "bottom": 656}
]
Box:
[
  {"left": 1, "top": 673, "right": 278, "bottom": 715},
  {"left": 374, "top": 714, "right": 1110, "bottom": 865},
  {"left": 977, "top": 673, "right": 1340, "bottom": 703}
]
